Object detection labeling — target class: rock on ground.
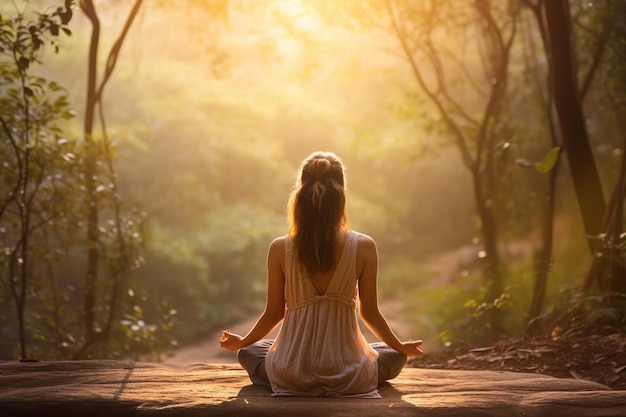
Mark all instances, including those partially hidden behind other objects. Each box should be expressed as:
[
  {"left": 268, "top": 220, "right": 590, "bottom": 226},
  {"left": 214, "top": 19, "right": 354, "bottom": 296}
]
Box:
[{"left": 1, "top": 360, "right": 626, "bottom": 416}]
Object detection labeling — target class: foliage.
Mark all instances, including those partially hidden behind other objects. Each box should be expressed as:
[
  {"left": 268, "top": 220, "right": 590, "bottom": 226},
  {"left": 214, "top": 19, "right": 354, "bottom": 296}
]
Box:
[
  {"left": 419, "top": 284, "right": 516, "bottom": 348},
  {"left": 0, "top": 0, "right": 75, "bottom": 359},
  {"left": 516, "top": 147, "right": 561, "bottom": 174},
  {"left": 540, "top": 291, "right": 626, "bottom": 336},
  {"left": 0, "top": 1, "right": 173, "bottom": 361}
]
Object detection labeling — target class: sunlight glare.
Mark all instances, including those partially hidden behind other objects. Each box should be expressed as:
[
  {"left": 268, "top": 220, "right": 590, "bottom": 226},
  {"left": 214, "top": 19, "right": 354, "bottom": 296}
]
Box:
[{"left": 277, "top": 0, "right": 320, "bottom": 31}]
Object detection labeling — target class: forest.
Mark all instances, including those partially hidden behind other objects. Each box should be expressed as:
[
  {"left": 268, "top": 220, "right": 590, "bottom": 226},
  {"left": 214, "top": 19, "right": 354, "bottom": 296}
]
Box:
[{"left": 0, "top": 0, "right": 625, "bottom": 362}]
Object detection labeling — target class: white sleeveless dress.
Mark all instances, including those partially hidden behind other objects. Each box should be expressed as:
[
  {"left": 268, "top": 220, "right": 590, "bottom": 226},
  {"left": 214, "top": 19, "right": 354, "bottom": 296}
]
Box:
[{"left": 265, "top": 230, "right": 380, "bottom": 398}]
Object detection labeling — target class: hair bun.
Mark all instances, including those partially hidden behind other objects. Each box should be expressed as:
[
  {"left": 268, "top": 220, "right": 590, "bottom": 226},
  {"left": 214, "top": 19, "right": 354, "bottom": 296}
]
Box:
[{"left": 314, "top": 159, "right": 331, "bottom": 179}]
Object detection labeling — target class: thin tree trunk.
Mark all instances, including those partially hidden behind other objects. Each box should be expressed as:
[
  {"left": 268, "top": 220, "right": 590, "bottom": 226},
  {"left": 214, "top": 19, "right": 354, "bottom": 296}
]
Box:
[
  {"left": 473, "top": 167, "right": 504, "bottom": 337},
  {"left": 16, "top": 53, "right": 33, "bottom": 360},
  {"left": 80, "top": 0, "right": 101, "bottom": 342},
  {"left": 527, "top": 160, "right": 558, "bottom": 335},
  {"left": 522, "top": 1, "right": 561, "bottom": 335},
  {"left": 581, "top": 134, "right": 626, "bottom": 292},
  {"left": 75, "top": 0, "right": 143, "bottom": 357}
]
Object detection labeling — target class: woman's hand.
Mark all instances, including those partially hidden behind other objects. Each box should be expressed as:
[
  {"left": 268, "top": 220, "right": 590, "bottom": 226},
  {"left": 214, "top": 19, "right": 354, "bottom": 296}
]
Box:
[
  {"left": 400, "top": 339, "right": 424, "bottom": 358},
  {"left": 219, "top": 330, "right": 244, "bottom": 351}
]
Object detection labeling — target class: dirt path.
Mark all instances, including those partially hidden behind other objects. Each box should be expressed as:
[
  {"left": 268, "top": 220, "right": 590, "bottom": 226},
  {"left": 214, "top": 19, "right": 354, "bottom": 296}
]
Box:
[{"left": 163, "top": 299, "right": 430, "bottom": 366}]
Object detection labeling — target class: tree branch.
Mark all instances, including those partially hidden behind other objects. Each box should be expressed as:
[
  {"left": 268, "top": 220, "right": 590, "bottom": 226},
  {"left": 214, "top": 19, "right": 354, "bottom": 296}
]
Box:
[
  {"left": 578, "top": 23, "right": 611, "bottom": 102},
  {"left": 95, "top": 0, "right": 143, "bottom": 102},
  {"left": 385, "top": 0, "right": 475, "bottom": 169}
]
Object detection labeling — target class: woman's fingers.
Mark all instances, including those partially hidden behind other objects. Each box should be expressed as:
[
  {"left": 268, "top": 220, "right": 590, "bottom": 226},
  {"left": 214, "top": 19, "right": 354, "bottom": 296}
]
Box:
[
  {"left": 219, "top": 329, "right": 233, "bottom": 345},
  {"left": 219, "top": 330, "right": 244, "bottom": 351},
  {"left": 406, "top": 339, "right": 424, "bottom": 357}
]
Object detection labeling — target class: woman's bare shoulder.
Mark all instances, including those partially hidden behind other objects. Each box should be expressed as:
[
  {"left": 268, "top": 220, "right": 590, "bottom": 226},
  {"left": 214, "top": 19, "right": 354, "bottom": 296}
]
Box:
[
  {"left": 267, "top": 236, "right": 288, "bottom": 275},
  {"left": 268, "top": 235, "right": 288, "bottom": 256},
  {"left": 356, "top": 232, "right": 376, "bottom": 246},
  {"left": 270, "top": 235, "right": 288, "bottom": 246},
  {"left": 355, "top": 232, "right": 377, "bottom": 258}
]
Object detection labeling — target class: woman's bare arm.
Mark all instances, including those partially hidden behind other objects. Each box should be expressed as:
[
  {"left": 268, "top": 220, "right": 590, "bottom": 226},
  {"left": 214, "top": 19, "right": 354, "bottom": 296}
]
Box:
[{"left": 357, "top": 234, "right": 423, "bottom": 358}]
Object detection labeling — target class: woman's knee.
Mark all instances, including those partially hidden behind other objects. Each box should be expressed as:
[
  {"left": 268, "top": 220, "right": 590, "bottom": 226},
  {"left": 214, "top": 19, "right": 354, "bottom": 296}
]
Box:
[
  {"left": 391, "top": 351, "right": 408, "bottom": 369},
  {"left": 237, "top": 339, "right": 273, "bottom": 369},
  {"left": 371, "top": 342, "right": 407, "bottom": 383},
  {"left": 237, "top": 341, "right": 272, "bottom": 388},
  {"left": 237, "top": 346, "right": 251, "bottom": 367}
]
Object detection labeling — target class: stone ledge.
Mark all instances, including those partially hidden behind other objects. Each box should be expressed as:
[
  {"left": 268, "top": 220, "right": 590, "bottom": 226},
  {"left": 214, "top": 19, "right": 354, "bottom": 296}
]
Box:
[{"left": 1, "top": 360, "right": 626, "bottom": 416}]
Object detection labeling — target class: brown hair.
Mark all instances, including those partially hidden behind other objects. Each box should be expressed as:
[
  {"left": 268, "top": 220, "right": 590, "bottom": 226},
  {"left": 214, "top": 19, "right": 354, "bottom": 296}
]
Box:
[{"left": 288, "top": 152, "right": 349, "bottom": 275}]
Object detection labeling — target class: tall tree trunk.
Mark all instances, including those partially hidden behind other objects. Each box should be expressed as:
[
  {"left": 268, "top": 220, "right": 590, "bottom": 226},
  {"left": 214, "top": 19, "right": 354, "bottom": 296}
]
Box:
[
  {"left": 473, "top": 171, "right": 502, "bottom": 299},
  {"left": 81, "top": 0, "right": 101, "bottom": 342},
  {"left": 473, "top": 167, "right": 504, "bottom": 336},
  {"left": 75, "top": 0, "right": 143, "bottom": 357},
  {"left": 521, "top": 0, "right": 562, "bottom": 336},
  {"left": 544, "top": 0, "right": 606, "bottom": 253}
]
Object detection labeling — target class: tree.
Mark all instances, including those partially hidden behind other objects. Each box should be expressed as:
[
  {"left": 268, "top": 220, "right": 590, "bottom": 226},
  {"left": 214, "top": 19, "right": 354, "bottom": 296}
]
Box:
[
  {"left": 0, "top": 0, "right": 75, "bottom": 359},
  {"left": 578, "top": 0, "right": 626, "bottom": 293},
  {"left": 351, "top": 0, "right": 520, "bottom": 336},
  {"left": 76, "top": 0, "right": 145, "bottom": 357},
  {"left": 508, "top": 0, "right": 626, "bottom": 336},
  {"left": 518, "top": 0, "right": 563, "bottom": 335},
  {"left": 544, "top": 0, "right": 607, "bottom": 252},
  {"left": 543, "top": 0, "right": 626, "bottom": 294}
]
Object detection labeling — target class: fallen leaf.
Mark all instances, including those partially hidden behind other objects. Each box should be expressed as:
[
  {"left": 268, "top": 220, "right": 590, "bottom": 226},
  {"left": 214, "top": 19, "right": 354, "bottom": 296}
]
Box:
[
  {"left": 469, "top": 346, "right": 494, "bottom": 353},
  {"left": 612, "top": 365, "right": 626, "bottom": 374},
  {"left": 569, "top": 369, "right": 582, "bottom": 379},
  {"left": 607, "top": 374, "right": 622, "bottom": 385},
  {"left": 487, "top": 355, "right": 514, "bottom": 363}
]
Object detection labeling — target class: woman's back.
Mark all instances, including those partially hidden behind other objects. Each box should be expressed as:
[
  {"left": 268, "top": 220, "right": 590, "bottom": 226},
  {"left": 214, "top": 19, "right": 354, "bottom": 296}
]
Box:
[{"left": 264, "top": 230, "right": 380, "bottom": 398}]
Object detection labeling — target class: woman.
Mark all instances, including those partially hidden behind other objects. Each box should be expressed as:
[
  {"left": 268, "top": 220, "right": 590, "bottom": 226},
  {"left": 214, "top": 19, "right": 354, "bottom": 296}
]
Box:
[{"left": 219, "top": 151, "right": 423, "bottom": 398}]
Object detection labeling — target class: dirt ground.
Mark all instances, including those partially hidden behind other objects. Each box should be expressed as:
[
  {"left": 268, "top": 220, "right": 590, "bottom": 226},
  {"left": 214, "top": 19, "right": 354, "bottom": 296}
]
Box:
[{"left": 411, "top": 331, "right": 626, "bottom": 390}]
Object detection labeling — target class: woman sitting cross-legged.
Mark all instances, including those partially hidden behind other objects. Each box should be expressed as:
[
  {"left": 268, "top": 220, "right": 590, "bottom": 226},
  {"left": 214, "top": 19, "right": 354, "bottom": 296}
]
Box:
[{"left": 219, "top": 151, "right": 423, "bottom": 398}]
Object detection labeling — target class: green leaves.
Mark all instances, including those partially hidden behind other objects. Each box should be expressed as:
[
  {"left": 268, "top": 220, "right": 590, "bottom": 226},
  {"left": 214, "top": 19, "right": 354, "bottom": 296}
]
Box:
[
  {"left": 516, "top": 147, "right": 561, "bottom": 174},
  {"left": 0, "top": 1, "right": 84, "bottom": 361},
  {"left": 18, "top": 56, "right": 30, "bottom": 71},
  {"left": 1, "top": 0, "right": 74, "bottom": 61},
  {"left": 535, "top": 147, "right": 561, "bottom": 174},
  {"left": 58, "top": 2, "right": 74, "bottom": 25}
]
